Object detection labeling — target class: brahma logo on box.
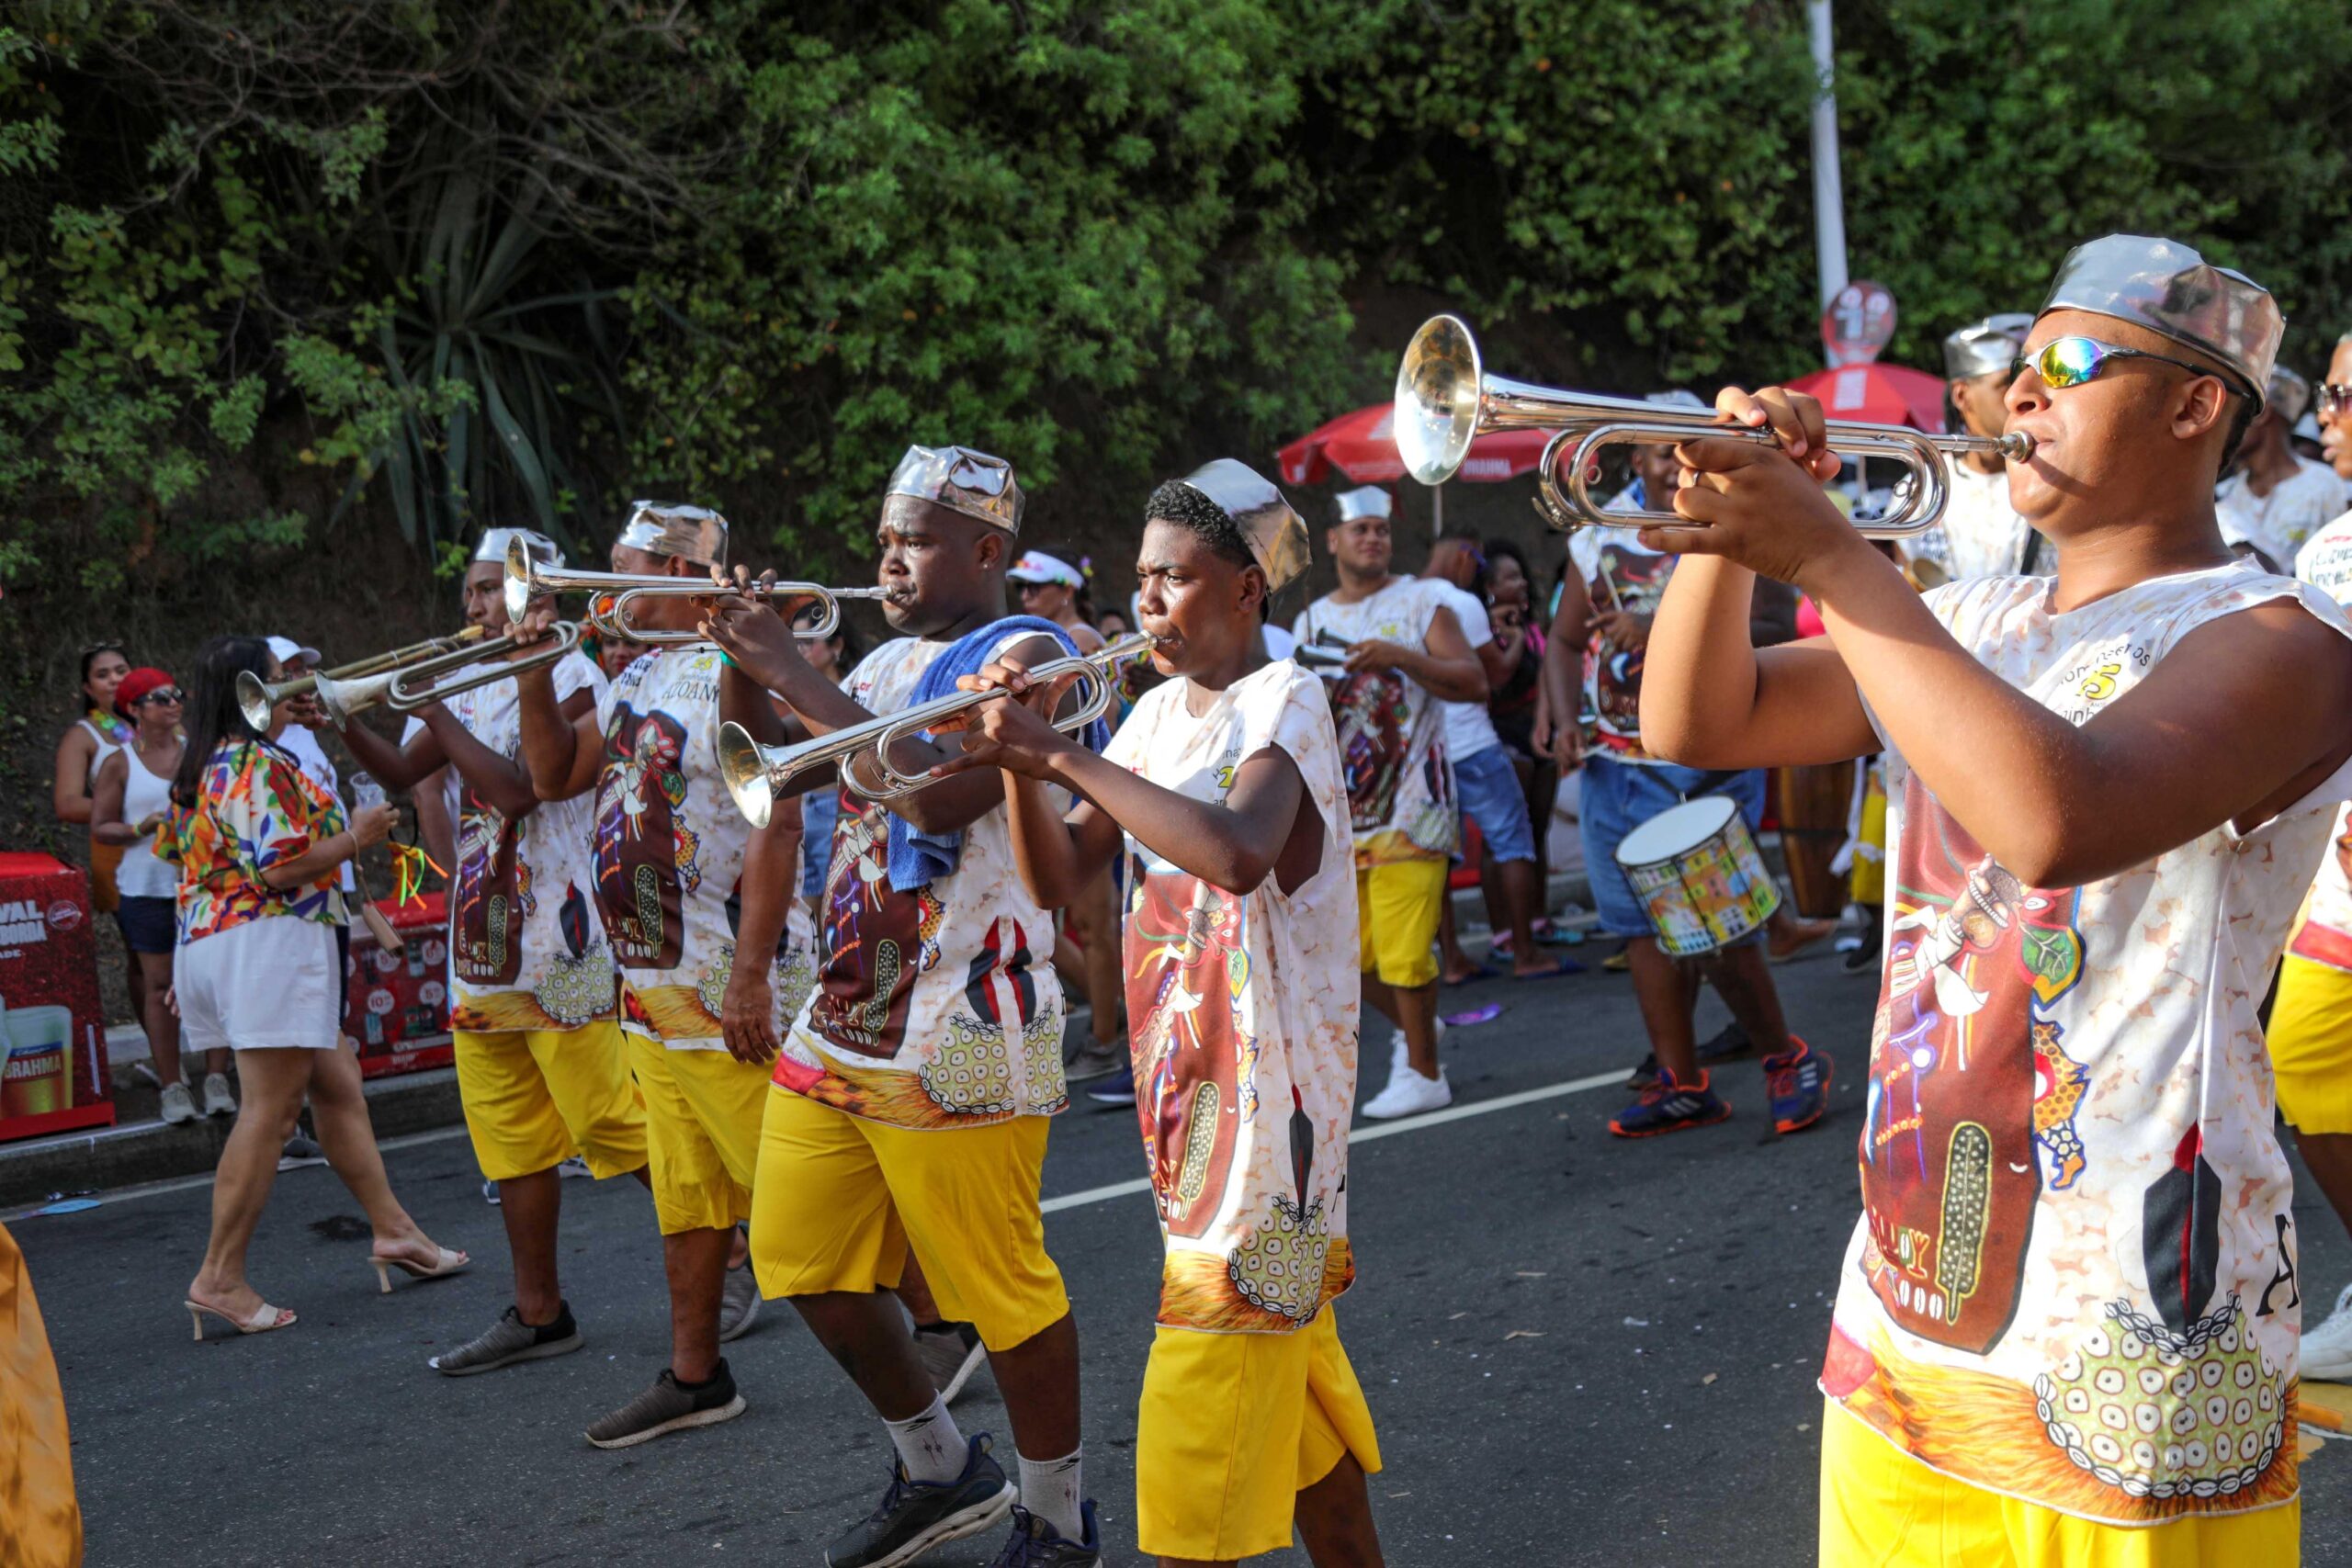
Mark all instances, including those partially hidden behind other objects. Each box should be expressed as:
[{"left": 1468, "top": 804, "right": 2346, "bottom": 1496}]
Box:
[{"left": 0, "top": 898, "right": 51, "bottom": 946}]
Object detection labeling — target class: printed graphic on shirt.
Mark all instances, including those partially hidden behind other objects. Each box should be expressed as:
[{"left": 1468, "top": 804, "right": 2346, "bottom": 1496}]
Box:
[
  {"left": 1582, "top": 540, "right": 1676, "bottom": 761},
  {"left": 1295, "top": 578, "right": 1456, "bottom": 864}
]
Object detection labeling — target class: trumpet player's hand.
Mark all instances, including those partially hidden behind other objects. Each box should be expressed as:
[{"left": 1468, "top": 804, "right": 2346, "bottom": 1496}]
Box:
[
  {"left": 930, "top": 659, "right": 1087, "bottom": 781},
  {"left": 1590, "top": 609, "right": 1652, "bottom": 651},
  {"left": 1342, "top": 638, "right": 1410, "bottom": 675},
  {"left": 702, "top": 569, "right": 802, "bottom": 692},
  {"left": 720, "top": 967, "right": 779, "bottom": 1066},
  {"left": 513, "top": 598, "right": 564, "bottom": 647},
  {"left": 1638, "top": 387, "right": 1872, "bottom": 592}
]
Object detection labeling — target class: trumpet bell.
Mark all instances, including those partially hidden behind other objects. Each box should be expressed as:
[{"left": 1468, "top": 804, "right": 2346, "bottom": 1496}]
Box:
[
  {"left": 234, "top": 671, "right": 292, "bottom": 731},
  {"left": 503, "top": 536, "right": 537, "bottom": 624},
  {"left": 1395, "top": 314, "right": 1485, "bottom": 488},
  {"left": 716, "top": 722, "right": 776, "bottom": 829}
]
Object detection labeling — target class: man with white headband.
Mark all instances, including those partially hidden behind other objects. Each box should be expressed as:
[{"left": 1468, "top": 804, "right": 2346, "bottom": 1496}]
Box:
[
  {"left": 1295, "top": 483, "right": 1486, "bottom": 1121},
  {"left": 932, "top": 459, "right": 1388, "bottom": 1566},
  {"left": 707, "top": 445, "right": 1102, "bottom": 1568},
  {"left": 511, "top": 502, "right": 811, "bottom": 1449},
  {"left": 332, "top": 526, "right": 650, "bottom": 1377},
  {"left": 1642, "top": 233, "right": 2352, "bottom": 1561},
  {"left": 2214, "top": 364, "right": 2346, "bottom": 569}
]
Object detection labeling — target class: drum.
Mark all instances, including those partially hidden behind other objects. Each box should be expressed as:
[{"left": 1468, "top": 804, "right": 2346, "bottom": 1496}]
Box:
[
  {"left": 1772, "top": 761, "right": 1859, "bottom": 919},
  {"left": 1613, "top": 795, "right": 1782, "bottom": 958}
]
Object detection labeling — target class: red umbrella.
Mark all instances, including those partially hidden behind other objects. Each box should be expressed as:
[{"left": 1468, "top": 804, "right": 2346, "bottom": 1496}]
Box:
[
  {"left": 1276, "top": 401, "right": 1560, "bottom": 487},
  {"left": 1777, "top": 363, "right": 1951, "bottom": 434}
]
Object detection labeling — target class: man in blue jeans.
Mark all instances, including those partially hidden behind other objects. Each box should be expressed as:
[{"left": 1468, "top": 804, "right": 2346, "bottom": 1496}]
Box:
[{"left": 1548, "top": 441, "right": 1834, "bottom": 1137}]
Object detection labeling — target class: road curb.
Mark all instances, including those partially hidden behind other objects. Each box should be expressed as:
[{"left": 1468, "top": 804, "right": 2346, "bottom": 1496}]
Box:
[{"left": 0, "top": 1067, "right": 464, "bottom": 1209}]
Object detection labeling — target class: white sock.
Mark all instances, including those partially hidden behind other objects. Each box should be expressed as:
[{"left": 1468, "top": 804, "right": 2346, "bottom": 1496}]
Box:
[
  {"left": 884, "top": 1395, "right": 965, "bottom": 1486},
  {"left": 1018, "top": 1449, "right": 1085, "bottom": 1542}
]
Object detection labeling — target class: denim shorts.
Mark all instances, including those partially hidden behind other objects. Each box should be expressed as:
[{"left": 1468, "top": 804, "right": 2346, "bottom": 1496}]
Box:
[
  {"left": 1579, "top": 754, "right": 1767, "bottom": 939},
  {"left": 1453, "top": 745, "right": 1537, "bottom": 864}
]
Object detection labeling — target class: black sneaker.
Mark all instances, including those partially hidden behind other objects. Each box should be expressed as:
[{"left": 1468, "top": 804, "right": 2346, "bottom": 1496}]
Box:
[
  {"left": 1623, "top": 1051, "right": 1659, "bottom": 1092},
  {"left": 1695, "top": 1020, "right": 1755, "bottom": 1065},
  {"left": 1085, "top": 1056, "right": 1135, "bottom": 1107},
  {"left": 583, "top": 1361, "right": 746, "bottom": 1450},
  {"left": 1840, "top": 908, "right": 1883, "bottom": 975},
  {"left": 277, "top": 1134, "right": 327, "bottom": 1172},
  {"left": 989, "top": 1501, "right": 1102, "bottom": 1567},
  {"left": 1608, "top": 1066, "right": 1733, "bottom": 1139},
  {"left": 827, "top": 1433, "right": 1016, "bottom": 1568},
  {"left": 913, "top": 1320, "right": 989, "bottom": 1404},
  {"left": 431, "top": 1303, "right": 583, "bottom": 1376}
]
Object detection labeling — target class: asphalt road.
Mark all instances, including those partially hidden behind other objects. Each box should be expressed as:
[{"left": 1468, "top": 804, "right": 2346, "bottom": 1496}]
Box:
[{"left": 17, "top": 944, "right": 2352, "bottom": 1567}]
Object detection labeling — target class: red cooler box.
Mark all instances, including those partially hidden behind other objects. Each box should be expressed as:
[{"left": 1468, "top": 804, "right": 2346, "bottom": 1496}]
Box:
[
  {"left": 344, "top": 893, "right": 455, "bottom": 1078},
  {"left": 0, "top": 852, "right": 115, "bottom": 1143}
]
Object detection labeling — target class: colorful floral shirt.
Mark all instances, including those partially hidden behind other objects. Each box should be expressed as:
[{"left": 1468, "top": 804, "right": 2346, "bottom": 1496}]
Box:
[
  {"left": 594, "top": 647, "right": 808, "bottom": 1052},
  {"left": 775, "top": 634, "right": 1068, "bottom": 1129},
  {"left": 2290, "top": 515, "right": 2352, "bottom": 970},
  {"left": 173, "top": 739, "right": 348, "bottom": 945},
  {"left": 1293, "top": 577, "right": 1457, "bottom": 865},
  {"left": 437, "top": 650, "right": 619, "bottom": 1034},
  {"left": 1826, "top": 564, "right": 2352, "bottom": 1526},
  {"left": 1102, "top": 660, "right": 1360, "bottom": 1333}
]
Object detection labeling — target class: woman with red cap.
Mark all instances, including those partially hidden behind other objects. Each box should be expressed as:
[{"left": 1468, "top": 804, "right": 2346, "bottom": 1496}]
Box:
[{"left": 92, "top": 668, "right": 233, "bottom": 1125}]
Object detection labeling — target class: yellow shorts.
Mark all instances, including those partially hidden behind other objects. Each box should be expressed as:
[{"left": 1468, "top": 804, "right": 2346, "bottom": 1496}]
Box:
[
  {"left": 628, "top": 1032, "right": 769, "bottom": 1235},
  {"left": 1820, "top": 1400, "right": 2298, "bottom": 1567},
  {"left": 749, "top": 1086, "right": 1067, "bottom": 1351},
  {"left": 1136, "top": 1308, "right": 1381, "bottom": 1561},
  {"left": 1356, "top": 857, "right": 1447, "bottom": 989},
  {"left": 455, "top": 1022, "right": 647, "bottom": 1183},
  {"left": 2268, "top": 953, "right": 2352, "bottom": 1134}
]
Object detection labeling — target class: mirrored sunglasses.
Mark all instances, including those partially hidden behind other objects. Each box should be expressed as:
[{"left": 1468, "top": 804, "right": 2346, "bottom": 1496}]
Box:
[{"left": 2012, "top": 335, "right": 2245, "bottom": 397}]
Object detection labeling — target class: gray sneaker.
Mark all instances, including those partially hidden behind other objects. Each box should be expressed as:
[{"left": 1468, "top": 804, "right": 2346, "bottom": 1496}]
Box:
[
  {"left": 1064, "top": 1036, "right": 1126, "bottom": 1084},
  {"left": 431, "top": 1303, "right": 583, "bottom": 1376},
  {"left": 718, "top": 1260, "right": 762, "bottom": 1342},
  {"left": 159, "top": 1082, "right": 198, "bottom": 1125},
  {"left": 277, "top": 1134, "right": 326, "bottom": 1170},
  {"left": 827, "top": 1433, "right": 1016, "bottom": 1568},
  {"left": 200, "top": 1072, "right": 238, "bottom": 1118},
  {"left": 584, "top": 1361, "right": 745, "bottom": 1450},
  {"left": 913, "top": 1321, "right": 989, "bottom": 1404}
]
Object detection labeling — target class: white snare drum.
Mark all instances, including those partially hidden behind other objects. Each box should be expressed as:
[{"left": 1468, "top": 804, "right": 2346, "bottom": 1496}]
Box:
[{"left": 1613, "top": 795, "right": 1781, "bottom": 957}]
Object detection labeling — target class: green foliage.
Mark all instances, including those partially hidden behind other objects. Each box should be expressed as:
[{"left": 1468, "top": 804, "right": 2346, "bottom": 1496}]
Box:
[{"left": 1, "top": 0, "right": 2349, "bottom": 606}]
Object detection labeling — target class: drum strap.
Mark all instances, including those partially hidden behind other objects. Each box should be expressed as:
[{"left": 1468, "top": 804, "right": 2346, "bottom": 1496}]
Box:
[{"left": 1679, "top": 770, "right": 1744, "bottom": 803}]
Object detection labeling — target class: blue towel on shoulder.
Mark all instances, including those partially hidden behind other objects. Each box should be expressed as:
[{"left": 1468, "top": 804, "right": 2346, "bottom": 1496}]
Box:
[{"left": 888, "top": 615, "right": 1109, "bottom": 891}]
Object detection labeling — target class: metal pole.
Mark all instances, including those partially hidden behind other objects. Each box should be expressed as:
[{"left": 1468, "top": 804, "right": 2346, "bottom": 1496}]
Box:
[{"left": 1807, "top": 0, "right": 1849, "bottom": 309}]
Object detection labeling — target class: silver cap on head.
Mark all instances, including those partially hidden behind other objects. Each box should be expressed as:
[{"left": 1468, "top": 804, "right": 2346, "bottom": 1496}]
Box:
[
  {"left": 2037, "top": 234, "right": 2282, "bottom": 406},
  {"left": 2268, "top": 366, "right": 2312, "bottom": 427},
  {"left": 1943, "top": 313, "right": 2035, "bottom": 381},
  {"left": 887, "top": 445, "right": 1024, "bottom": 534},
  {"left": 1334, "top": 485, "right": 1393, "bottom": 524},
  {"left": 473, "top": 527, "right": 562, "bottom": 570},
  {"left": 1174, "top": 459, "right": 1310, "bottom": 593},
  {"left": 615, "top": 502, "right": 729, "bottom": 569}
]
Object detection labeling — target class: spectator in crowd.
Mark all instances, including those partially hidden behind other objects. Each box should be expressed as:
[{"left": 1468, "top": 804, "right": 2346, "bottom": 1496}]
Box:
[
  {"left": 1478, "top": 540, "right": 1560, "bottom": 941},
  {"left": 1913, "top": 314, "right": 2043, "bottom": 581},
  {"left": 91, "top": 667, "right": 234, "bottom": 1124},
  {"left": 172, "top": 636, "right": 464, "bottom": 1338},
  {"left": 2216, "top": 365, "right": 2346, "bottom": 570},
  {"left": 54, "top": 642, "right": 147, "bottom": 1035},
  {"left": 1094, "top": 605, "right": 1133, "bottom": 642}
]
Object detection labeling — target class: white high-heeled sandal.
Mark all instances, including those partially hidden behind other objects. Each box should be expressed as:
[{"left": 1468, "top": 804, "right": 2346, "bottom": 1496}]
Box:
[
  {"left": 185, "top": 1296, "right": 297, "bottom": 1340},
  {"left": 369, "top": 1245, "right": 470, "bottom": 1294}
]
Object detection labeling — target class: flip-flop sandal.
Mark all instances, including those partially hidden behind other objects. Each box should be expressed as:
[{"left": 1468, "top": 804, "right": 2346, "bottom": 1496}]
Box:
[
  {"left": 1442, "top": 963, "right": 1502, "bottom": 987},
  {"left": 1512, "top": 957, "right": 1586, "bottom": 981}
]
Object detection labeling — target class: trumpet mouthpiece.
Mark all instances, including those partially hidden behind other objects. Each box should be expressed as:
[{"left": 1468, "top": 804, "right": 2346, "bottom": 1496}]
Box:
[{"left": 1997, "top": 432, "right": 2036, "bottom": 462}]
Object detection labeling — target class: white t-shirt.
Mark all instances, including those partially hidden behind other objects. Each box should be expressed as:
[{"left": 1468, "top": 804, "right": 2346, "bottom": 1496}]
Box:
[
  {"left": 1261, "top": 622, "right": 1297, "bottom": 662},
  {"left": 275, "top": 724, "right": 356, "bottom": 892},
  {"left": 1826, "top": 564, "right": 2352, "bottom": 1526},
  {"left": 424, "top": 651, "right": 620, "bottom": 1033},
  {"left": 1102, "top": 661, "right": 1361, "bottom": 1333},
  {"left": 775, "top": 632, "right": 1069, "bottom": 1128},
  {"left": 1429, "top": 581, "right": 1499, "bottom": 763},
  {"left": 2290, "top": 513, "right": 2352, "bottom": 968},
  {"left": 1293, "top": 577, "right": 1457, "bottom": 864},
  {"left": 594, "top": 646, "right": 808, "bottom": 1052},
  {"left": 2215, "top": 457, "right": 2349, "bottom": 570},
  {"left": 1924, "top": 462, "right": 2041, "bottom": 581}
]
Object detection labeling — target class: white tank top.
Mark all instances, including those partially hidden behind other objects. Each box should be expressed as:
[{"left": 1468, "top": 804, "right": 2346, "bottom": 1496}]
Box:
[
  {"left": 77, "top": 716, "right": 125, "bottom": 791},
  {"left": 113, "top": 743, "right": 178, "bottom": 897}
]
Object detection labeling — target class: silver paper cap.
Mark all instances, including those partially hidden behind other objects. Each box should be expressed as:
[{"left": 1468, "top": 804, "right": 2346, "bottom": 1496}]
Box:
[
  {"left": 2037, "top": 235, "right": 2281, "bottom": 404},
  {"left": 2268, "top": 366, "right": 2312, "bottom": 426},
  {"left": 473, "top": 526, "right": 562, "bottom": 570},
  {"left": 1334, "top": 485, "right": 1393, "bottom": 523},
  {"left": 887, "top": 445, "right": 1024, "bottom": 534},
  {"left": 1943, "top": 313, "right": 2035, "bottom": 380},
  {"left": 616, "top": 502, "right": 729, "bottom": 569},
  {"left": 1175, "top": 459, "right": 1310, "bottom": 592}
]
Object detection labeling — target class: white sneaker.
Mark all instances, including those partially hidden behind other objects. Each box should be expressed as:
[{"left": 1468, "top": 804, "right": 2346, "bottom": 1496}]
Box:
[
  {"left": 159, "top": 1081, "right": 198, "bottom": 1124},
  {"left": 2301, "top": 1281, "right": 2352, "bottom": 1382},
  {"left": 1386, "top": 1019, "right": 1449, "bottom": 1082},
  {"left": 1362, "top": 1064, "right": 1453, "bottom": 1120},
  {"left": 200, "top": 1072, "right": 237, "bottom": 1118}
]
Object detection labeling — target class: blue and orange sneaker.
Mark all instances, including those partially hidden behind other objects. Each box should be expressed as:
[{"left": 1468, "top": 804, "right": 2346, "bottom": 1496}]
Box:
[
  {"left": 1608, "top": 1066, "right": 1732, "bottom": 1138},
  {"left": 1763, "top": 1038, "right": 1834, "bottom": 1134}
]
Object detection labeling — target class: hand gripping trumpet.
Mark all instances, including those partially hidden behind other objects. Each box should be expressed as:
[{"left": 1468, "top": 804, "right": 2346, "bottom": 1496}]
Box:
[
  {"left": 717, "top": 632, "right": 1157, "bottom": 828},
  {"left": 1393, "top": 314, "right": 2034, "bottom": 536},
  {"left": 236, "top": 625, "right": 585, "bottom": 729},
  {"left": 503, "top": 537, "right": 888, "bottom": 645}
]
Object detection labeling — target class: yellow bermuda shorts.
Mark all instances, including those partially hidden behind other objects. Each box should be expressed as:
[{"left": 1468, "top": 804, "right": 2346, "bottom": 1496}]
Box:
[
  {"left": 1356, "top": 857, "right": 1447, "bottom": 990},
  {"left": 628, "top": 1032, "right": 769, "bottom": 1235},
  {"left": 1820, "top": 1400, "right": 2298, "bottom": 1567},
  {"left": 1136, "top": 1308, "right": 1382, "bottom": 1562},
  {"left": 2268, "top": 953, "right": 2352, "bottom": 1134},
  {"left": 750, "top": 1086, "right": 1068, "bottom": 1352},
  {"left": 456, "top": 1022, "right": 647, "bottom": 1184}
]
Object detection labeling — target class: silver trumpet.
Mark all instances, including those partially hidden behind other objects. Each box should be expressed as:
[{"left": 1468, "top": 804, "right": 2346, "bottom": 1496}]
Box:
[
  {"left": 237, "top": 625, "right": 584, "bottom": 729},
  {"left": 235, "top": 626, "right": 485, "bottom": 730},
  {"left": 718, "top": 632, "right": 1156, "bottom": 827},
  {"left": 503, "top": 537, "right": 889, "bottom": 645},
  {"left": 1393, "top": 314, "right": 2035, "bottom": 536}
]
